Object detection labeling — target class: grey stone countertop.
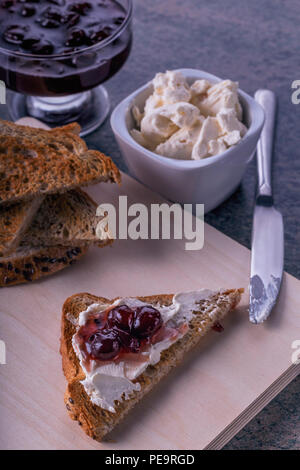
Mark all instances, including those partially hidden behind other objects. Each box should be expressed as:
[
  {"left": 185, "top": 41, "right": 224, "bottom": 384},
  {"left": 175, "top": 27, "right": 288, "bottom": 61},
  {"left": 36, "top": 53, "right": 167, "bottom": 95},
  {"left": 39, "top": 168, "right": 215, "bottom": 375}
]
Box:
[{"left": 1, "top": 0, "right": 299, "bottom": 450}]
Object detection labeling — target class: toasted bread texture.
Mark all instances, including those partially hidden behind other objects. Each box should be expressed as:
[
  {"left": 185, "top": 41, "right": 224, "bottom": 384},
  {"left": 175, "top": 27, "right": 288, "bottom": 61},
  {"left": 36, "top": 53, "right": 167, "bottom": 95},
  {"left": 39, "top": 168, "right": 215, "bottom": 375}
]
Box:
[
  {"left": 0, "top": 119, "right": 121, "bottom": 205},
  {"left": 0, "top": 123, "right": 79, "bottom": 255},
  {"left": 61, "top": 289, "right": 243, "bottom": 441},
  {"left": 0, "top": 196, "right": 44, "bottom": 257},
  {"left": 0, "top": 244, "right": 88, "bottom": 287},
  {"left": 21, "top": 189, "right": 112, "bottom": 248}
]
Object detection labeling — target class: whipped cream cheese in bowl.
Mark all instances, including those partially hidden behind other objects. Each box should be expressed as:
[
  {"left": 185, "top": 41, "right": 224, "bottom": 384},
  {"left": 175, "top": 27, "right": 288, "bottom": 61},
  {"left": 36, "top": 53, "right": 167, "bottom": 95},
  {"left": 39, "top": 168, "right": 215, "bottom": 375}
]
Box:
[
  {"left": 111, "top": 69, "right": 264, "bottom": 212},
  {"left": 131, "top": 72, "right": 247, "bottom": 160}
]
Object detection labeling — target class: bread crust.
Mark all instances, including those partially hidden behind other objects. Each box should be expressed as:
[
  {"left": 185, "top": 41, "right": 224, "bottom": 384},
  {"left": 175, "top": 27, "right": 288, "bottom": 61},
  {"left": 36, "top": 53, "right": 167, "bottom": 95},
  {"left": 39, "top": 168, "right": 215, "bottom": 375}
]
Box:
[
  {"left": 0, "top": 244, "right": 88, "bottom": 287},
  {"left": 61, "top": 289, "right": 243, "bottom": 441}
]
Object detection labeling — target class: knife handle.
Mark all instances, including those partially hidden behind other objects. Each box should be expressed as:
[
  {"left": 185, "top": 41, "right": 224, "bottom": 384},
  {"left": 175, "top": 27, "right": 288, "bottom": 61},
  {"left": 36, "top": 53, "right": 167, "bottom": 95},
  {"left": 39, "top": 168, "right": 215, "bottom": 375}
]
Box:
[{"left": 254, "top": 89, "right": 277, "bottom": 200}]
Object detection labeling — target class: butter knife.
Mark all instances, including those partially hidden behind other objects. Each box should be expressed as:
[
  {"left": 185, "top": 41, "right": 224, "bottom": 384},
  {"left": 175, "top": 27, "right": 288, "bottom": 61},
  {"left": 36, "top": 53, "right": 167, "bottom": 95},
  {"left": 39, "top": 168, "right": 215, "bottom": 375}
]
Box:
[{"left": 249, "top": 89, "right": 284, "bottom": 324}]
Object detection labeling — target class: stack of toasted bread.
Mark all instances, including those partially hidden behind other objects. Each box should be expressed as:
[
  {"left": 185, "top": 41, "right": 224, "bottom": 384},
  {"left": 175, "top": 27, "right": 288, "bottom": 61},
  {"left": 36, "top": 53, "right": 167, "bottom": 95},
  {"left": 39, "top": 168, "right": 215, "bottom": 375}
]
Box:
[{"left": 0, "top": 119, "right": 120, "bottom": 287}]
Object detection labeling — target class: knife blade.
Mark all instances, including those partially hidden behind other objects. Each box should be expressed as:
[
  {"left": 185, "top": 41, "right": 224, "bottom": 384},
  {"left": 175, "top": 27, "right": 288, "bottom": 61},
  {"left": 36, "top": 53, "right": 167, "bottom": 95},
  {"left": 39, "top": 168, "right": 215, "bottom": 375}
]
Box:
[{"left": 249, "top": 90, "right": 284, "bottom": 324}]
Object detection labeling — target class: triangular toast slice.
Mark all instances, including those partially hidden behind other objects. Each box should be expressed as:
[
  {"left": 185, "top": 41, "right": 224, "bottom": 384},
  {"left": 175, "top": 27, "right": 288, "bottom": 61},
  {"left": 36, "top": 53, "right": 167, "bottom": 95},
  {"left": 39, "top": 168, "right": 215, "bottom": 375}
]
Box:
[
  {"left": 0, "top": 119, "right": 121, "bottom": 205},
  {"left": 21, "top": 189, "right": 111, "bottom": 248},
  {"left": 61, "top": 288, "right": 243, "bottom": 441},
  {"left": 0, "top": 243, "right": 88, "bottom": 287},
  {"left": 0, "top": 196, "right": 44, "bottom": 257}
]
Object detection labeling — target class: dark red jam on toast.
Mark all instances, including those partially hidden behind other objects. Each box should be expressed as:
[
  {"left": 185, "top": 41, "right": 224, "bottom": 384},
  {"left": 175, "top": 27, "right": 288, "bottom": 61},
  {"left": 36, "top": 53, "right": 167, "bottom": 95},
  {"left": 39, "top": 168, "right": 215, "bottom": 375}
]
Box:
[{"left": 76, "top": 304, "right": 164, "bottom": 363}]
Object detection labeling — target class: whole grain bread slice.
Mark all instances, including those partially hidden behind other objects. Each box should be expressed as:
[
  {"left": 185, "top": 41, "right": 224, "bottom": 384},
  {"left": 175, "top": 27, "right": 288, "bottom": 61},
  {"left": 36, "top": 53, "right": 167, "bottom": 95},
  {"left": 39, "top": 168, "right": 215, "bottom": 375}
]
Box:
[
  {"left": 0, "top": 196, "right": 44, "bottom": 257},
  {"left": 61, "top": 288, "right": 243, "bottom": 441},
  {"left": 0, "top": 244, "right": 88, "bottom": 287},
  {"left": 21, "top": 188, "right": 112, "bottom": 248},
  {"left": 0, "top": 119, "right": 121, "bottom": 205}
]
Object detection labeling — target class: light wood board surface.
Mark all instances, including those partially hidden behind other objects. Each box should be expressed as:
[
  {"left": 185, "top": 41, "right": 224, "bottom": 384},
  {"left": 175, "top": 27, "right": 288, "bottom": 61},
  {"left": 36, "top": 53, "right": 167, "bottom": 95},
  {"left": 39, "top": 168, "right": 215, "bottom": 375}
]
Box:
[{"left": 0, "top": 172, "right": 299, "bottom": 450}]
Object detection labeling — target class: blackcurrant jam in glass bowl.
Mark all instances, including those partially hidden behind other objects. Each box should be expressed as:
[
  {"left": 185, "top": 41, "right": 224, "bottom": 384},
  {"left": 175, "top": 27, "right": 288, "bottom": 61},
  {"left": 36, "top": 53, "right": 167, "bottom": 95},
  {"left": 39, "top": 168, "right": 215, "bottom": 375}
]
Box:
[{"left": 0, "top": 0, "right": 133, "bottom": 135}]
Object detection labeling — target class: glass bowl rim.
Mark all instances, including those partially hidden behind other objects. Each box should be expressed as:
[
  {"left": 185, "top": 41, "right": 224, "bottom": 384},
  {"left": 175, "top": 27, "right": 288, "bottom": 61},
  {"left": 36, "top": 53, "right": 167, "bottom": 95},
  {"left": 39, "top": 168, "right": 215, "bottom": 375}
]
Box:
[{"left": 0, "top": 0, "right": 133, "bottom": 60}]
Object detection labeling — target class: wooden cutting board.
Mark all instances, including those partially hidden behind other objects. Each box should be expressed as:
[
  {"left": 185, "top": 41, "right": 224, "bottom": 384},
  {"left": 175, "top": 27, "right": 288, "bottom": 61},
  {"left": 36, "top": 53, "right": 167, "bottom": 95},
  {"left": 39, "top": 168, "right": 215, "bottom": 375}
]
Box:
[{"left": 0, "top": 171, "right": 299, "bottom": 450}]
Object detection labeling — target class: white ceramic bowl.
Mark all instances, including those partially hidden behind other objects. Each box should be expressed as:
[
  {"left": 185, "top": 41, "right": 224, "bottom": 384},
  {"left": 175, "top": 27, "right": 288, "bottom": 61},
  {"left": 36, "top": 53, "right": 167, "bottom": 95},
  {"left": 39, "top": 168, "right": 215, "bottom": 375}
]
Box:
[{"left": 111, "top": 68, "right": 265, "bottom": 212}]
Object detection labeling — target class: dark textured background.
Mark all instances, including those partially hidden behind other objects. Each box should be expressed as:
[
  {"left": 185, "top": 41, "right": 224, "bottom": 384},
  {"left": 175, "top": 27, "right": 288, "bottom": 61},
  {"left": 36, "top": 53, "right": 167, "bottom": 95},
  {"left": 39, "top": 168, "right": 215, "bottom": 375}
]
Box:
[{"left": 1, "top": 0, "right": 299, "bottom": 450}]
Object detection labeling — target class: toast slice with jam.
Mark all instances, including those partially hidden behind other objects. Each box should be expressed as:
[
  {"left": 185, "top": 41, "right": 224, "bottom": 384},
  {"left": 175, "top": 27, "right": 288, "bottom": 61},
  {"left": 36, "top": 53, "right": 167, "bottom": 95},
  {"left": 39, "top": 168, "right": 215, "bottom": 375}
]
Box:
[{"left": 61, "top": 288, "right": 243, "bottom": 441}]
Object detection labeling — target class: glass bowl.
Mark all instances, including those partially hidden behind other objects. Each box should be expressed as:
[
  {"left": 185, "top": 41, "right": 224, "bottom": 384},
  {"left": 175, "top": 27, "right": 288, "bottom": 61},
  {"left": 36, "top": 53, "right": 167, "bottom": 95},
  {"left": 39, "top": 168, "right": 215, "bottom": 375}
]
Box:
[{"left": 0, "top": 0, "right": 133, "bottom": 136}]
